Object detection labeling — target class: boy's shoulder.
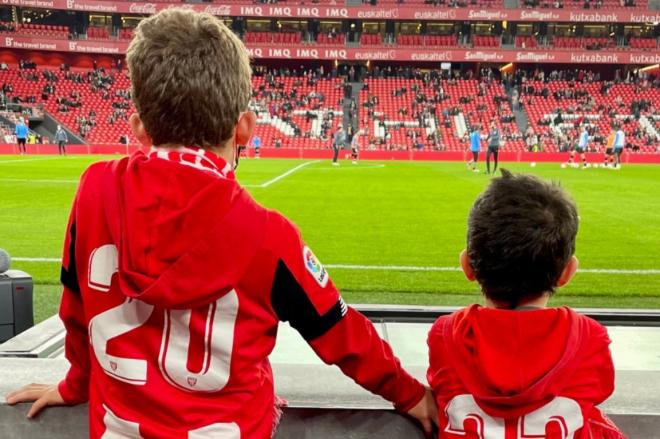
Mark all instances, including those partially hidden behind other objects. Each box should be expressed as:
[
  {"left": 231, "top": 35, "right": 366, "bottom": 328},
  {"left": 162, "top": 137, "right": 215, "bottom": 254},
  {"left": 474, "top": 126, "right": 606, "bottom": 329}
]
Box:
[{"left": 427, "top": 305, "right": 610, "bottom": 347}]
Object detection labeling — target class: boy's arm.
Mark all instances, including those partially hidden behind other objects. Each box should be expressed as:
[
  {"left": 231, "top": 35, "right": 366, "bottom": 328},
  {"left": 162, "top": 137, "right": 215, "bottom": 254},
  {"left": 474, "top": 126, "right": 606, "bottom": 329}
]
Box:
[
  {"left": 5, "top": 205, "right": 89, "bottom": 416},
  {"left": 269, "top": 215, "right": 427, "bottom": 414},
  {"left": 57, "top": 207, "right": 91, "bottom": 405}
]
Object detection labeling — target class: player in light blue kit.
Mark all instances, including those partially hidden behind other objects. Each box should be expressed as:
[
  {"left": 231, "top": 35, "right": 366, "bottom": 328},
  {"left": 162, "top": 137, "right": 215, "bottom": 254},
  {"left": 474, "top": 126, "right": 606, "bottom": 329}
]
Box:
[
  {"left": 15, "top": 118, "right": 28, "bottom": 155},
  {"left": 566, "top": 125, "right": 589, "bottom": 169},
  {"left": 612, "top": 126, "right": 625, "bottom": 170},
  {"left": 466, "top": 126, "right": 481, "bottom": 173},
  {"left": 252, "top": 134, "right": 261, "bottom": 159}
]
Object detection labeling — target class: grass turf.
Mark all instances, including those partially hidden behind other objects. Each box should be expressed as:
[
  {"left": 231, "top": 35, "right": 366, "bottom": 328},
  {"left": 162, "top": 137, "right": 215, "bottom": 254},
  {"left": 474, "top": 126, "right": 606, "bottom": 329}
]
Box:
[{"left": 1, "top": 154, "right": 659, "bottom": 323}]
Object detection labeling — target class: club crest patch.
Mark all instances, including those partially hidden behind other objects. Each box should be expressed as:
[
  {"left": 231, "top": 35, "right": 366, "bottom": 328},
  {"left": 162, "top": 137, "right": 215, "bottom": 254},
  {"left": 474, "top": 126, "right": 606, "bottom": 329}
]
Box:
[{"left": 303, "top": 246, "right": 329, "bottom": 288}]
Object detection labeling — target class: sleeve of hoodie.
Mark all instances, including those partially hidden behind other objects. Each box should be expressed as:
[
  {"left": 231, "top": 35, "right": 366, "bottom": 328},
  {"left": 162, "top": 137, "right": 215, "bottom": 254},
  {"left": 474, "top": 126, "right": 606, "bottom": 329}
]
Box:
[
  {"left": 57, "top": 186, "right": 90, "bottom": 405},
  {"left": 563, "top": 318, "right": 615, "bottom": 405},
  {"left": 268, "top": 213, "right": 425, "bottom": 412}
]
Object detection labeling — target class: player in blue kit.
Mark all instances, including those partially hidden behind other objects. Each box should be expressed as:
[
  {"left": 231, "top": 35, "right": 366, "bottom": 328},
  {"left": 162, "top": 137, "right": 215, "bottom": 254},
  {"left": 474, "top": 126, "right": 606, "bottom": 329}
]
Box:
[
  {"left": 566, "top": 125, "right": 589, "bottom": 169},
  {"left": 466, "top": 126, "right": 481, "bottom": 173},
  {"left": 612, "top": 126, "right": 625, "bottom": 170}
]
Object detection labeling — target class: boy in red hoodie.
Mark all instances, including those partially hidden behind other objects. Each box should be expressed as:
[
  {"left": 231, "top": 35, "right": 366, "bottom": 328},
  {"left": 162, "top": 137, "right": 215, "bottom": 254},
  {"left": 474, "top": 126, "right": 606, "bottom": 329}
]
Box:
[
  {"left": 6, "top": 9, "right": 437, "bottom": 438},
  {"left": 427, "top": 170, "right": 627, "bottom": 439}
]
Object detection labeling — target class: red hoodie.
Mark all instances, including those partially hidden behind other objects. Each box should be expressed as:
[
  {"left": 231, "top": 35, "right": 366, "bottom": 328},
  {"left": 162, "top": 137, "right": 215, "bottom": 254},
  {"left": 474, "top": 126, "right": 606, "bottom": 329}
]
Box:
[
  {"left": 57, "top": 148, "right": 424, "bottom": 438},
  {"left": 427, "top": 304, "right": 627, "bottom": 439}
]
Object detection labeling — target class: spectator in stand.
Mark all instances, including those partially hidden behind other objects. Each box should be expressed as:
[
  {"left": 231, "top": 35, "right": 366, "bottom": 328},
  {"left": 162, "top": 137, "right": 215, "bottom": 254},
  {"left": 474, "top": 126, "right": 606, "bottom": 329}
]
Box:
[
  {"left": 55, "top": 125, "right": 68, "bottom": 156},
  {"left": 15, "top": 117, "right": 28, "bottom": 155}
]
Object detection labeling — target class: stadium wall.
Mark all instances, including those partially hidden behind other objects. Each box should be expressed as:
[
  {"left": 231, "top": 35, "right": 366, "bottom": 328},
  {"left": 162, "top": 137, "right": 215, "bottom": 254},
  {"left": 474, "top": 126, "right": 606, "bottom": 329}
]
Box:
[{"left": 2, "top": 144, "right": 660, "bottom": 163}]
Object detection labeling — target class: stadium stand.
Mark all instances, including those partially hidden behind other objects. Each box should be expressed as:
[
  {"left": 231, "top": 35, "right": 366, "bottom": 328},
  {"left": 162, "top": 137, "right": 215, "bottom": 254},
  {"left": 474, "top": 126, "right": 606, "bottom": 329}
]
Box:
[
  {"left": 523, "top": 0, "right": 645, "bottom": 8},
  {"left": 360, "top": 33, "right": 383, "bottom": 46},
  {"left": 0, "top": 22, "right": 69, "bottom": 39},
  {"left": 250, "top": 73, "right": 344, "bottom": 150},
  {"left": 86, "top": 26, "right": 110, "bottom": 40},
  {"left": 520, "top": 77, "right": 660, "bottom": 152},
  {"left": 0, "top": 62, "right": 657, "bottom": 154},
  {"left": 553, "top": 36, "right": 615, "bottom": 50},
  {"left": 317, "top": 32, "right": 346, "bottom": 45},
  {"left": 243, "top": 31, "right": 302, "bottom": 44},
  {"left": 358, "top": 75, "right": 523, "bottom": 152},
  {"left": 515, "top": 35, "right": 539, "bottom": 48},
  {"left": 396, "top": 34, "right": 457, "bottom": 47},
  {"left": 472, "top": 35, "right": 500, "bottom": 48}
]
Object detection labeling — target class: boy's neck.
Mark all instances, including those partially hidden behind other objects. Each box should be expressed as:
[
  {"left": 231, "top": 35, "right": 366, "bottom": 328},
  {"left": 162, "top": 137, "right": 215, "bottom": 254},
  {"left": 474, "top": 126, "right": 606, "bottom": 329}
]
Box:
[
  {"left": 485, "top": 292, "right": 550, "bottom": 310},
  {"left": 156, "top": 143, "right": 234, "bottom": 165}
]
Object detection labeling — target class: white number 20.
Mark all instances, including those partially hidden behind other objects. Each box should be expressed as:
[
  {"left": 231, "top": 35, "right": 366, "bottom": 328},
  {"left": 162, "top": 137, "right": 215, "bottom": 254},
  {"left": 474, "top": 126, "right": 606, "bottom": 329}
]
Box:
[
  {"left": 87, "top": 245, "right": 240, "bottom": 438},
  {"left": 446, "top": 394, "right": 584, "bottom": 439}
]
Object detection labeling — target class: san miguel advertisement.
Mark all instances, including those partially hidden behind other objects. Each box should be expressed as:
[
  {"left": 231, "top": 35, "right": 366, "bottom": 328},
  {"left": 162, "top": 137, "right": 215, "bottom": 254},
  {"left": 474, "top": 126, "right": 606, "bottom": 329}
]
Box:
[
  {"left": 2, "top": 35, "right": 660, "bottom": 64},
  {"left": 1, "top": 0, "right": 660, "bottom": 23}
]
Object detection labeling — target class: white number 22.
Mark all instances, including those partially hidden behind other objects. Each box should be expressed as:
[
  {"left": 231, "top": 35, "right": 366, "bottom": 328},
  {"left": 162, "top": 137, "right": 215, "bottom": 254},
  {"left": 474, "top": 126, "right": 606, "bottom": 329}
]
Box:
[{"left": 446, "top": 394, "right": 584, "bottom": 439}]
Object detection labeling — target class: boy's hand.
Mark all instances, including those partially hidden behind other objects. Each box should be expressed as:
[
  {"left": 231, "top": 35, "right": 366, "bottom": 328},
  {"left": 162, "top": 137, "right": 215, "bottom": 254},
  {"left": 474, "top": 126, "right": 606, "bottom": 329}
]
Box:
[
  {"left": 407, "top": 387, "right": 439, "bottom": 438},
  {"left": 5, "top": 383, "right": 66, "bottom": 418}
]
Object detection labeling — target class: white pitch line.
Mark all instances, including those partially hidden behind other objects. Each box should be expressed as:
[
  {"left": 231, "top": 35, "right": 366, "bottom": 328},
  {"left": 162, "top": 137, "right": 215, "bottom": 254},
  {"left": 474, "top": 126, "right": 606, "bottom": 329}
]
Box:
[
  {"left": 0, "top": 157, "right": 60, "bottom": 165},
  {"left": 327, "top": 264, "right": 660, "bottom": 275},
  {"left": 10, "top": 258, "right": 660, "bottom": 275},
  {"left": 244, "top": 160, "right": 319, "bottom": 188},
  {"left": 0, "top": 178, "right": 79, "bottom": 184}
]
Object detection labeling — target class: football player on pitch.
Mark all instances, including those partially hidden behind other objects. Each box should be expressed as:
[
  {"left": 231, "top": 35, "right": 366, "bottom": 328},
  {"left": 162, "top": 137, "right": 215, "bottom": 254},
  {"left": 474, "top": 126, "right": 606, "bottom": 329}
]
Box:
[{"left": 566, "top": 125, "right": 589, "bottom": 169}]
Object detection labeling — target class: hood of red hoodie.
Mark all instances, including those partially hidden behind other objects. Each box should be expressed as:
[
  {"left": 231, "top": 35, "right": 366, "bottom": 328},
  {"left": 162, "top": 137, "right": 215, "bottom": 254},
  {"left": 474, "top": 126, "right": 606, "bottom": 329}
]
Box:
[
  {"left": 99, "top": 151, "right": 266, "bottom": 310},
  {"left": 445, "top": 305, "right": 587, "bottom": 418}
]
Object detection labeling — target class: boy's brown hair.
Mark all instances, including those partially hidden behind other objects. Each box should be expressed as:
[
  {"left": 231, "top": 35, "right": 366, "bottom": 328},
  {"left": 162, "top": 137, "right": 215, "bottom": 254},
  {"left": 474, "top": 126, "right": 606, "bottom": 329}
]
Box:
[
  {"left": 467, "top": 169, "right": 579, "bottom": 307},
  {"left": 127, "top": 9, "right": 252, "bottom": 148}
]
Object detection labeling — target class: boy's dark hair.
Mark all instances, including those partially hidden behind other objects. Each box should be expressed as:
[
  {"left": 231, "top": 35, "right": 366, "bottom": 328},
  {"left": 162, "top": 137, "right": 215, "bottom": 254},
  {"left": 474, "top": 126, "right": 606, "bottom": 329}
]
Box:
[{"left": 467, "top": 169, "right": 578, "bottom": 307}]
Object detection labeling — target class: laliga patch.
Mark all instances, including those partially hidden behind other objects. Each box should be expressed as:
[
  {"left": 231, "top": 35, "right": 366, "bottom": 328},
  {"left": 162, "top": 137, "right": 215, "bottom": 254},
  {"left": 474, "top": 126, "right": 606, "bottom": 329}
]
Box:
[{"left": 303, "top": 246, "right": 329, "bottom": 288}]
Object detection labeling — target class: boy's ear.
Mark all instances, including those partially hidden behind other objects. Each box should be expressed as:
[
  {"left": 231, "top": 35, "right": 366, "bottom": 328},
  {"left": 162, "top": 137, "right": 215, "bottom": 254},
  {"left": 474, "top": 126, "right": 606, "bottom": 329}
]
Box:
[
  {"left": 129, "top": 113, "right": 152, "bottom": 148},
  {"left": 235, "top": 111, "right": 256, "bottom": 146},
  {"left": 460, "top": 249, "right": 476, "bottom": 282},
  {"left": 557, "top": 255, "right": 579, "bottom": 287}
]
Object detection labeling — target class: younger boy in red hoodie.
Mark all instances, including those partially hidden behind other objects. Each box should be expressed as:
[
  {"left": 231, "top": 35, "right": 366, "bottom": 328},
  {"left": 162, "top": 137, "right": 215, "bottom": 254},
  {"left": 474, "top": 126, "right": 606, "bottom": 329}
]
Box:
[{"left": 427, "top": 170, "right": 627, "bottom": 439}]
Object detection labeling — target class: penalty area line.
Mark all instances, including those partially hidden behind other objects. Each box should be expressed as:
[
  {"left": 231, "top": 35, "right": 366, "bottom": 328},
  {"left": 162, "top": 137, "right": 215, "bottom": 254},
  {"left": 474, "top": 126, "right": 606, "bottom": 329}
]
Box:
[
  {"left": 327, "top": 264, "right": 660, "bottom": 275},
  {"left": 0, "top": 178, "right": 79, "bottom": 184},
  {"left": 243, "top": 160, "right": 320, "bottom": 188},
  {"left": 0, "top": 157, "right": 61, "bottom": 165},
  {"left": 10, "top": 258, "right": 660, "bottom": 275}
]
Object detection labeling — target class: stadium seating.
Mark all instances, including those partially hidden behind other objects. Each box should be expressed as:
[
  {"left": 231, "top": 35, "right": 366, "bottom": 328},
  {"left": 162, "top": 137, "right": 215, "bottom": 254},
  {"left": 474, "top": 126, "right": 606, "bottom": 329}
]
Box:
[
  {"left": 0, "top": 22, "right": 69, "bottom": 39},
  {"left": 396, "top": 35, "right": 457, "bottom": 47},
  {"left": 358, "top": 78, "right": 524, "bottom": 152},
  {"left": 472, "top": 35, "right": 500, "bottom": 48},
  {"left": 86, "top": 26, "right": 110, "bottom": 40},
  {"left": 250, "top": 75, "right": 344, "bottom": 149},
  {"left": 515, "top": 36, "right": 538, "bottom": 48},
  {"left": 243, "top": 31, "right": 302, "bottom": 44},
  {"left": 375, "top": 0, "right": 503, "bottom": 5},
  {"left": 117, "top": 28, "right": 134, "bottom": 41},
  {"left": 0, "top": 62, "right": 656, "bottom": 154},
  {"left": 553, "top": 36, "right": 614, "bottom": 50},
  {"left": 360, "top": 33, "right": 383, "bottom": 46},
  {"left": 558, "top": 0, "right": 647, "bottom": 9},
  {"left": 629, "top": 37, "right": 658, "bottom": 50},
  {"left": 317, "top": 33, "right": 346, "bottom": 45},
  {"left": 523, "top": 80, "right": 659, "bottom": 152}
]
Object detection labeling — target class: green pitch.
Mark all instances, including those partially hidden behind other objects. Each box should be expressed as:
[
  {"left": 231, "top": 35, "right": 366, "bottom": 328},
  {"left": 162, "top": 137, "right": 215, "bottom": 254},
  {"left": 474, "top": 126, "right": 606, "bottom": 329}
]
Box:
[{"left": 1, "top": 155, "right": 659, "bottom": 323}]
